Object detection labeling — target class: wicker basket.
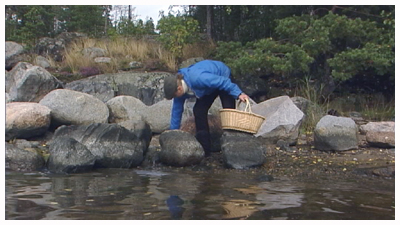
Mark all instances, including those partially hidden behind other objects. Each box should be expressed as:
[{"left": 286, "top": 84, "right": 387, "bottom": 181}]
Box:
[{"left": 219, "top": 99, "right": 265, "bottom": 134}]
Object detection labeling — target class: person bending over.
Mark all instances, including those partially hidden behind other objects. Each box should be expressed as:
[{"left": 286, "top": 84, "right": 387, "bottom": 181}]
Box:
[{"left": 163, "top": 60, "right": 249, "bottom": 157}]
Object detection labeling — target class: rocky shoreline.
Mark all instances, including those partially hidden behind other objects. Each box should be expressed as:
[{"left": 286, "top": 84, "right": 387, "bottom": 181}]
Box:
[
  {"left": 5, "top": 44, "right": 395, "bottom": 178},
  {"left": 144, "top": 132, "right": 395, "bottom": 180}
]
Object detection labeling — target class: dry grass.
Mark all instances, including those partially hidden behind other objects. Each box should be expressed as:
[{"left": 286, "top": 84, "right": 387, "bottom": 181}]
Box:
[
  {"left": 63, "top": 44, "right": 94, "bottom": 73},
  {"left": 182, "top": 41, "right": 216, "bottom": 59},
  {"left": 154, "top": 45, "right": 177, "bottom": 71},
  {"left": 58, "top": 36, "right": 215, "bottom": 74},
  {"left": 360, "top": 94, "right": 395, "bottom": 121}
]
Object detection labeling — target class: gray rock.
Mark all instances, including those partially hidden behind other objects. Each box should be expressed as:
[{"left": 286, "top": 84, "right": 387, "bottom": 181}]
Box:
[
  {"left": 64, "top": 72, "right": 224, "bottom": 111},
  {"left": 94, "top": 57, "right": 112, "bottom": 63},
  {"left": 5, "top": 92, "right": 10, "bottom": 103},
  {"left": 314, "top": 115, "right": 358, "bottom": 151},
  {"left": 82, "top": 47, "right": 107, "bottom": 58},
  {"left": 276, "top": 139, "right": 291, "bottom": 151},
  {"left": 221, "top": 130, "right": 267, "bottom": 169},
  {"left": 129, "top": 61, "right": 143, "bottom": 69},
  {"left": 39, "top": 89, "right": 109, "bottom": 126},
  {"left": 6, "top": 62, "right": 63, "bottom": 102},
  {"left": 34, "top": 55, "right": 51, "bottom": 68},
  {"left": 360, "top": 121, "right": 395, "bottom": 148},
  {"left": 118, "top": 119, "right": 153, "bottom": 154},
  {"left": 65, "top": 72, "right": 172, "bottom": 105},
  {"left": 5, "top": 41, "right": 26, "bottom": 70},
  {"left": 47, "top": 137, "right": 96, "bottom": 174},
  {"left": 144, "top": 99, "right": 179, "bottom": 133},
  {"left": 252, "top": 96, "right": 304, "bottom": 145},
  {"left": 65, "top": 79, "right": 116, "bottom": 102},
  {"left": 12, "top": 139, "right": 36, "bottom": 149},
  {"left": 106, "top": 95, "right": 147, "bottom": 123},
  {"left": 5, "top": 143, "right": 45, "bottom": 171},
  {"left": 159, "top": 130, "right": 204, "bottom": 167},
  {"left": 12, "top": 139, "right": 43, "bottom": 151},
  {"left": 141, "top": 146, "right": 161, "bottom": 168},
  {"left": 35, "top": 37, "right": 66, "bottom": 62},
  {"left": 5, "top": 102, "right": 51, "bottom": 141},
  {"left": 106, "top": 96, "right": 193, "bottom": 134},
  {"left": 52, "top": 123, "right": 144, "bottom": 168}
]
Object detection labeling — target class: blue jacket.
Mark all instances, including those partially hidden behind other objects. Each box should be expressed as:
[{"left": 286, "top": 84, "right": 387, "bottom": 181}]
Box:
[{"left": 170, "top": 60, "right": 243, "bottom": 129}]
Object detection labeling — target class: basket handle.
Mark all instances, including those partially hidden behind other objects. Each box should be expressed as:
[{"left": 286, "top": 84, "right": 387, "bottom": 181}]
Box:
[{"left": 237, "top": 98, "right": 252, "bottom": 113}]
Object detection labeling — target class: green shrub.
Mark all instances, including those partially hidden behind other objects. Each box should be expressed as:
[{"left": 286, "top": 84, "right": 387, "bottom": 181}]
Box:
[{"left": 157, "top": 14, "right": 200, "bottom": 60}]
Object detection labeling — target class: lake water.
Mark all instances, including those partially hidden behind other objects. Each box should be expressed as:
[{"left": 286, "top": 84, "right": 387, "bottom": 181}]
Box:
[{"left": 5, "top": 167, "right": 395, "bottom": 220}]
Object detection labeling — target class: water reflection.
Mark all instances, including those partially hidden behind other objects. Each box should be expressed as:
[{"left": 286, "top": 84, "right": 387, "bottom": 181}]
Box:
[
  {"left": 220, "top": 181, "right": 304, "bottom": 219},
  {"left": 166, "top": 195, "right": 185, "bottom": 219},
  {"left": 256, "top": 182, "right": 304, "bottom": 210},
  {"left": 5, "top": 168, "right": 395, "bottom": 220}
]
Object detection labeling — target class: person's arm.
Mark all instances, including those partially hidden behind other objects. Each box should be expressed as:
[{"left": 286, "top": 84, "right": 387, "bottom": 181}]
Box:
[{"left": 170, "top": 97, "right": 185, "bottom": 129}]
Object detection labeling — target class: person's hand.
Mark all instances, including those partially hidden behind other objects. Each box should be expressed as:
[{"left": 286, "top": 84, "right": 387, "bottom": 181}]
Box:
[{"left": 238, "top": 93, "right": 249, "bottom": 102}]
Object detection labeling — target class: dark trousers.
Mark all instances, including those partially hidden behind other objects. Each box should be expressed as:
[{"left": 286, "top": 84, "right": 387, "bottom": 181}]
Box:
[{"left": 193, "top": 90, "right": 235, "bottom": 155}]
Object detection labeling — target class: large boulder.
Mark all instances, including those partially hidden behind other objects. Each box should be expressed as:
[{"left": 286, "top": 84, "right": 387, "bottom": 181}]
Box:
[
  {"left": 144, "top": 99, "right": 182, "bottom": 133},
  {"left": 5, "top": 62, "right": 63, "bottom": 102},
  {"left": 39, "top": 89, "right": 109, "bottom": 126},
  {"left": 5, "top": 143, "right": 45, "bottom": 171},
  {"left": 106, "top": 95, "right": 147, "bottom": 123},
  {"left": 221, "top": 131, "right": 267, "bottom": 169},
  {"left": 5, "top": 41, "right": 27, "bottom": 70},
  {"left": 47, "top": 137, "right": 96, "bottom": 174},
  {"left": 52, "top": 123, "right": 145, "bottom": 168},
  {"left": 64, "top": 72, "right": 172, "bottom": 106},
  {"left": 106, "top": 96, "right": 193, "bottom": 133},
  {"left": 65, "top": 79, "right": 116, "bottom": 102},
  {"left": 314, "top": 115, "right": 358, "bottom": 151},
  {"left": 252, "top": 96, "right": 304, "bottom": 145},
  {"left": 159, "top": 130, "right": 204, "bottom": 167},
  {"left": 360, "top": 121, "right": 395, "bottom": 148},
  {"left": 118, "top": 119, "right": 153, "bottom": 154},
  {"left": 5, "top": 102, "right": 51, "bottom": 141}
]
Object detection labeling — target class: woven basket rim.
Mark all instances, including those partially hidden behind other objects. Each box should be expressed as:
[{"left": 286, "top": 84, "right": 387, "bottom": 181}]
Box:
[
  {"left": 219, "top": 108, "right": 266, "bottom": 134},
  {"left": 219, "top": 108, "right": 266, "bottom": 120}
]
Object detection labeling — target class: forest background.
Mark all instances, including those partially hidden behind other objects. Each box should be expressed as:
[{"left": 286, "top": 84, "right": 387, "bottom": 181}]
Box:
[{"left": 4, "top": 5, "right": 395, "bottom": 122}]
